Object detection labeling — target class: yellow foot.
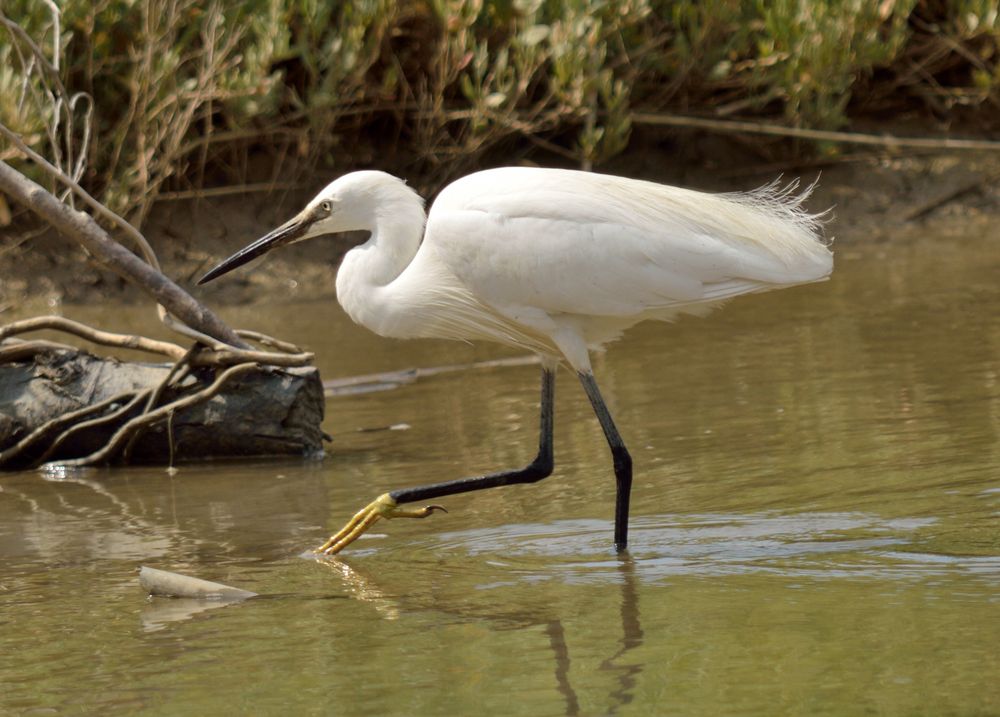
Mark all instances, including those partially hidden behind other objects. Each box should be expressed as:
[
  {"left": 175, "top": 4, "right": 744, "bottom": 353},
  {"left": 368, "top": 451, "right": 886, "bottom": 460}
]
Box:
[{"left": 315, "top": 493, "right": 447, "bottom": 555}]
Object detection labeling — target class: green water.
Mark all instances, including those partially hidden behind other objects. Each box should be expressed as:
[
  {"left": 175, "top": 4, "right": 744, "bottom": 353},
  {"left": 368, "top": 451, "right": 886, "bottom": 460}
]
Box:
[{"left": 1, "top": 233, "right": 998, "bottom": 715}]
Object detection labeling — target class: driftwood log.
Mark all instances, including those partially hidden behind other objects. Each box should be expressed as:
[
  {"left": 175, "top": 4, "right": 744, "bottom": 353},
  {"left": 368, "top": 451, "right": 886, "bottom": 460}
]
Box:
[{"left": 0, "top": 346, "right": 324, "bottom": 469}]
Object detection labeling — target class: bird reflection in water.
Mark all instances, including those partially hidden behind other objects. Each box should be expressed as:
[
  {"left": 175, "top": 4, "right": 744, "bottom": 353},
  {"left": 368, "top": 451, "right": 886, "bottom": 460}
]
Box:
[{"left": 320, "top": 552, "right": 645, "bottom": 716}]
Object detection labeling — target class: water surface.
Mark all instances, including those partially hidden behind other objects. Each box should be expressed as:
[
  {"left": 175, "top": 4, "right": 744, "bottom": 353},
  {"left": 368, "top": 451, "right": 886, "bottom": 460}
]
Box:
[{"left": 2, "top": 232, "right": 998, "bottom": 715}]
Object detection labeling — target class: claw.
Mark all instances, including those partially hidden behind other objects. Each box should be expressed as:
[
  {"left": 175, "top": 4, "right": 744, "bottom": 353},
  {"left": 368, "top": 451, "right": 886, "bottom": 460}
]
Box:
[{"left": 316, "top": 493, "right": 447, "bottom": 555}]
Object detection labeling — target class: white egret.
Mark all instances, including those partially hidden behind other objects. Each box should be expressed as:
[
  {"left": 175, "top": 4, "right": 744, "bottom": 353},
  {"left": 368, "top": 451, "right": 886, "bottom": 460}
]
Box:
[{"left": 199, "top": 167, "right": 832, "bottom": 554}]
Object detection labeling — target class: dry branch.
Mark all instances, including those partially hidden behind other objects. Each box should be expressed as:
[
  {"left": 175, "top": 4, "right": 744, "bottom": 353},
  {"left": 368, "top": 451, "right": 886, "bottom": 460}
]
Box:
[
  {"left": 323, "top": 355, "right": 541, "bottom": 397},
  {"left": 0, "top": 316, "right": 314, "bottom": 367},
  {"left": 0, "top": 338, "right": 80, "bottom": 362},
  {"left": 34, "top": 391, "right": 151, "bottom": 466},
  {"left": 0, "top": 389, "right": 140, "bottom": 467},
  {"left": 122, "top": 345, "right": 199, "bottom": 460},
  {"left": 631, "top": 113, "right": 1000, "bottom": 152},
  {"left": 0, "top": 160, "right": 246, "bottom": 347},
  {"left": 0, "top": 152, "right": 312, "bottom": 365},
  {"left": 0, "top": 123, "right": 158, "bottom": 269},
  {"left": 47, "top": 362, "right": 258, "bottom": 468},
  {"left": 0, "top": 316, "right": 190, "bottom": 360}
]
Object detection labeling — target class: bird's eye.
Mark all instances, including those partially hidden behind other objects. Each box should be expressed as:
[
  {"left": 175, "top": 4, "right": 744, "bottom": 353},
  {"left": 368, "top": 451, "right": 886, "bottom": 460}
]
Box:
[{"left": 320, "top": 201, "right": 332, "bottom": 214}]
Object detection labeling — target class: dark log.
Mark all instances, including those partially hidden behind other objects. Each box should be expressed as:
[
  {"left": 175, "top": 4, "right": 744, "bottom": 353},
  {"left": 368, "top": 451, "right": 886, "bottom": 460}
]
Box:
[{"left": 0, "top": 347, "right": 324, "bottom": 469}]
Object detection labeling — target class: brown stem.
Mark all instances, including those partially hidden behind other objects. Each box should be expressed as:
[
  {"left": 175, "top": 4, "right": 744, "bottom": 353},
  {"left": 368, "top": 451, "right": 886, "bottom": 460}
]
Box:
[
  {"left": 123, "top": 345, "right": 199, "bottom": 460},
  {"left": 0, "top": 319, "right": 314, "bottom": 367},
  {"left": 0, "top": 316, "right": 188, "bottom": 359},
  {"left": 236, "top": 330, "right": 305, "bottom": 354},
  {"left": 0, "top": 338, "right": 80, "bottom": 362},
  {"left": 630, "top": 112, "right": 1000, "bottom": 152}
]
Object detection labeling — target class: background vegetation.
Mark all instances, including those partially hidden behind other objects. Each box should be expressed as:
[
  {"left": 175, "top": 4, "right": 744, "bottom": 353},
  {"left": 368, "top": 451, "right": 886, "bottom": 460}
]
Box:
[{"left": 2, "top": 0, "right": 1000, "bottom": 223}]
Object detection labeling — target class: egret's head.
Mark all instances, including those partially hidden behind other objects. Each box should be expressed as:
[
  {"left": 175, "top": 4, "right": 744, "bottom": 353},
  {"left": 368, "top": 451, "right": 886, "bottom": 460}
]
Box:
[{"left": 198, "top": 171, "right": 421, "bottom": 285}]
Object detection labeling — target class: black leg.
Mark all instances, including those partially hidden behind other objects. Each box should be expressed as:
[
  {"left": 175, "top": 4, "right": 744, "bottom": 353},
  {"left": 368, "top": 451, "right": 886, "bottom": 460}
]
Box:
[
  {"left": 578, "top": 372, "right": 632, "bottom": 552},
  {"left": 390, "top": 367, "right": 555, "bottom": 504}
]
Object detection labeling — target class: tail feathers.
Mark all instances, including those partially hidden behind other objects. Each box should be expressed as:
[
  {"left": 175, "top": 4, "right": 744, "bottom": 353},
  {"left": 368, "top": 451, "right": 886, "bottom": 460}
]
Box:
[{"left": 678, "top": 274, "right": 829, "bottom": 318}]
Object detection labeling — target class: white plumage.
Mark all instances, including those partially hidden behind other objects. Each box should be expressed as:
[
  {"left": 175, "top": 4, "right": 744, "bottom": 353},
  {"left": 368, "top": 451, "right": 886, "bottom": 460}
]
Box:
[
  {"left": 199, "top": 166, "right": 832, "bottom": 555},
  {"left": 328, "top": 167, "right": 831, "bottom": 372}
]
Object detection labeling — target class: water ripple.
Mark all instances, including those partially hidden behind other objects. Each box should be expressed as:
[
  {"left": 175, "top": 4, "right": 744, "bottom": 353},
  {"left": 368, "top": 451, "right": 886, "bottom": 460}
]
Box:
[{"left": 400, "top": 511, "right": 1000, "bottom": 586}]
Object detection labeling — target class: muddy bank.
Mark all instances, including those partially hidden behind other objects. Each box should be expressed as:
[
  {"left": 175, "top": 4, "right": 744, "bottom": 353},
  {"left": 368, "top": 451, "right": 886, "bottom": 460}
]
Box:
[{"left": 3, "top": 137, "right": 999, "bottom": 310}]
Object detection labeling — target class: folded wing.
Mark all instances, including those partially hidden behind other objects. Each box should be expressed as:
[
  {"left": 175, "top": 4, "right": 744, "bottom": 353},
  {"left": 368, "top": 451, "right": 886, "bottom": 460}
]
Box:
[{"left": 426, "top": 168, "right": 832, "bottom": 319}]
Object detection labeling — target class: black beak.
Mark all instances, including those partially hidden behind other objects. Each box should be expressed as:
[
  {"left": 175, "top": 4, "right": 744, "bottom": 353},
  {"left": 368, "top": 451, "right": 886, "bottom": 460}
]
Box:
[{"left": 197, "top": 215, "right": 312, "bottom": 285}]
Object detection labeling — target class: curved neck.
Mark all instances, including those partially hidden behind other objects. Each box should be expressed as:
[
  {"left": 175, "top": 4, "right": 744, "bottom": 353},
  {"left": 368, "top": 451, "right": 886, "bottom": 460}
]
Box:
[{"left": 335, "top": 197, "right": 426, "bottom": 335}]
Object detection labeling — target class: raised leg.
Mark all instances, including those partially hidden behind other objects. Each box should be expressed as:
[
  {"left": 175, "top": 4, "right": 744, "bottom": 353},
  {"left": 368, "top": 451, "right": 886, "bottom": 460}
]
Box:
[
  {"left": 578, "top": 372, "right": 632, "bottom": 552},
  {"left": 316, "top": 367, "right": 555, "bottom": 555}
]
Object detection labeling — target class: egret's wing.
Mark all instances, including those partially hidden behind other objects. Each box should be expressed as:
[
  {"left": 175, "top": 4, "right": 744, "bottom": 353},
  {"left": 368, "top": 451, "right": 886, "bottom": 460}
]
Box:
[{"left": 427, "top": 168, "right": 831, "bottom": 318}]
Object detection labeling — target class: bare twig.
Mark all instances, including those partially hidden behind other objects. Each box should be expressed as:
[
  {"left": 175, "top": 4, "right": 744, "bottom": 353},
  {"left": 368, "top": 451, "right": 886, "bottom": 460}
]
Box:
[
  {"left": 145, "top": 345, "right": 198, "bottom": 413},
  {"left": 236, "top": 330, "right": 305, "bottom": 354},
  {"left": 323, "top": 355, "right": 541, "bottom": 397},
  {"left": 0, "top": 4, "right": 93, "bottom": 206},
  {"left": 0, "top": 389, "right": 139, "bottom": 468},
  {"left": 35, "top": 389, "right": 152, "bottom": 466},
  {"left": 123, "top": 344, "right": 199, "bottom": 460},
  {"left": 0, "top": 316, "right": 314, "bottom": 367},
  {"left": 2, "top": 123, "right": 311, "bottom": 366},
  {"left": 153, "top": 181, "right": 307, "bottom": 202},
  {"left": 46, "top": 362, "right": 258, "bottom": 468},
  {"left": 0, "top": 338, "right": 80, "bottom": 362},
  {"left": 630, "top": 112, "right": 1000, "bottom": 152},
  {"left": 166, "top": 409, "right": 177, "bottom": 472},
  {"left": 0, "top": 11, "right": 62, "bottom": 88},
  {"left": 0, "top": 123, "right": 160, "bottom": 270},
  {"left": 0, "top": 315, "right": 188, "bottom": 360}
]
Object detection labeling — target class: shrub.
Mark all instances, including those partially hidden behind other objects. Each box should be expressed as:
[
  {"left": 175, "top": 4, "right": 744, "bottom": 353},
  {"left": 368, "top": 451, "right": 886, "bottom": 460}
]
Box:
[{"left": 2, "top": 0, "right": 998, "bottom": 221}]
